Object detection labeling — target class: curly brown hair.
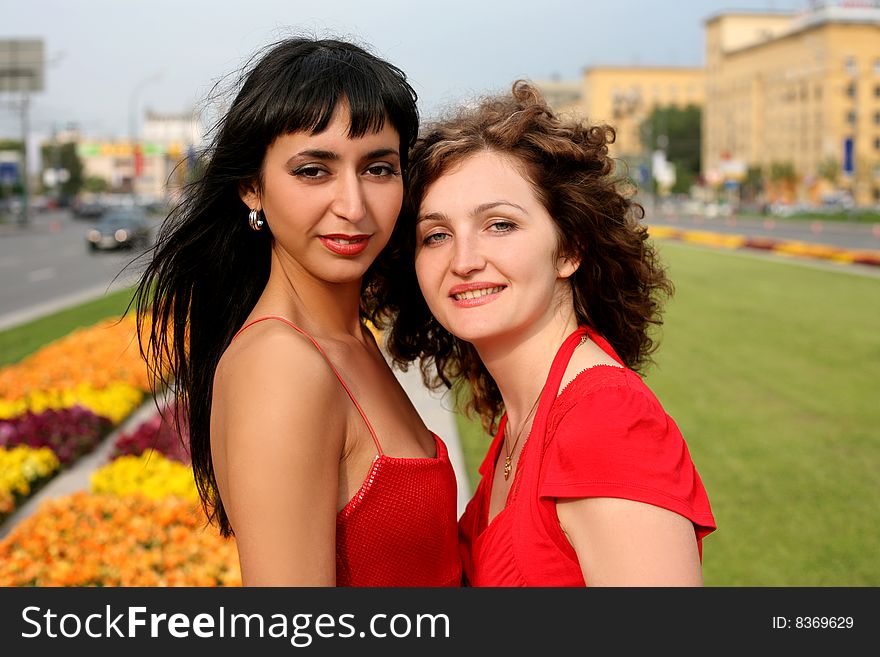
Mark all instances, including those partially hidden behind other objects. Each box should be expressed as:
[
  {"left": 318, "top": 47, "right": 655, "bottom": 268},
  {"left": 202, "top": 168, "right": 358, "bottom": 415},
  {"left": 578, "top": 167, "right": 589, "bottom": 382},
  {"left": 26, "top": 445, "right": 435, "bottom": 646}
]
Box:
[{"left": 365, "top": 80, "right": 673, "bottom": 434}]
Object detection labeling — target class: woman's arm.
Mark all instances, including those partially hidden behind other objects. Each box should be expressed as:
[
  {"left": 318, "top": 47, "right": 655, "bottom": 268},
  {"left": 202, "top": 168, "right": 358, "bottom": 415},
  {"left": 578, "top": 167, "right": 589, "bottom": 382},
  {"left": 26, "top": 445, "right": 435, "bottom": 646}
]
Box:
[
  {"left": 556, "top": 496, "right": 704, "bottom": 586},
  {"left": 211, "top": 328, "right": 347, "bottom": 586}
]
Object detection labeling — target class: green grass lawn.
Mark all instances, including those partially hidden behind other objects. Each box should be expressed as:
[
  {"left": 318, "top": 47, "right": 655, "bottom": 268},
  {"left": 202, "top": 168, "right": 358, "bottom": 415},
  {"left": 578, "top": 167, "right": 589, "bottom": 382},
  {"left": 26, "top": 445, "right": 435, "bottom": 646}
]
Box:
[
  {"left": 0, "top": 287, "right": 136, "bottom": 367},
  {"left": 456, "top": 243, "right": 880, "bottom": 586}
]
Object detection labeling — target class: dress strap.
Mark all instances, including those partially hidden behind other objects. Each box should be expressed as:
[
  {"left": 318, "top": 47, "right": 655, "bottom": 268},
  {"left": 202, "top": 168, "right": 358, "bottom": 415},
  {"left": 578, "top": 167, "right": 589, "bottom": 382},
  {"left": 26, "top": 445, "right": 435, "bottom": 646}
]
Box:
[
  {"left": 508, "top": 325, "right": 589, "bottom": 501},
  {"left": 230, "top": 315, "right": 384, "bottom": 456},
  {"left": 516, "top": 326, "right": 590, "bottom": 443}
]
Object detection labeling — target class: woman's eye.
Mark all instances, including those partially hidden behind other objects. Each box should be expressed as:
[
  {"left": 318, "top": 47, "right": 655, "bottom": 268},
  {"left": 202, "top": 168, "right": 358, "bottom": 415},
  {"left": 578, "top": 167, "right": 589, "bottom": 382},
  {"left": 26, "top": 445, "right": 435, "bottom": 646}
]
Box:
[
  {"left": 489, "top": 221, "right": 516, "bottom": 232},
  {"left": 293, "top": 166, "right": 326, "bottom": 178},
  {"left": 365, "top": 164, "right": 399, "bottom": 177},
  {"left": 422, "top": 232, "right": 449, "bottom": 246}
]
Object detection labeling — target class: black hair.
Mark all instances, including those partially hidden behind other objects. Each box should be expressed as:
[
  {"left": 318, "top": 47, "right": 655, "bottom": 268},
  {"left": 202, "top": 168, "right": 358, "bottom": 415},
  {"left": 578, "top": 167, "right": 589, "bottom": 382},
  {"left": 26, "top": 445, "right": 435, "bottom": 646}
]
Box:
[{"left": 134, "top": 37, "right": 419, "bottom": 536}]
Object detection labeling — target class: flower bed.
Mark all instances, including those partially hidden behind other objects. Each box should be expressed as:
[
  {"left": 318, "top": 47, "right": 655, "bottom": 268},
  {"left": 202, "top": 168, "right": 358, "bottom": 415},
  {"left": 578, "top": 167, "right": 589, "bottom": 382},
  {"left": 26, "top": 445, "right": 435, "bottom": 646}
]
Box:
[
  {"left": 0, "top": 492, "right": 240, "bottom": 586},
  {"left": 110, "top": 403, "right": 190, "bottom": 464},
  {"left": 0, "top": 400, "right": 243, "bottom": 587},
  {"left": 0, "top": 317, "right": 156, "bottom": 518},
  {"left": 0, "top": 406, "right": 112, "bottom": 465},
  {"left": 0, "top": 317, "right": 241, "bottom": 587},
  {"left": 0, "top": 317, "right": 151, "bottom": 405},
  {"left": 91, "top": 450, "right": 198, "bottom": 501},
  {"left": 0, "top": 316, "right": 150, "bottom": 424},
  {"left": 0, "top": 446, "right": 60, "bottom": 523}
]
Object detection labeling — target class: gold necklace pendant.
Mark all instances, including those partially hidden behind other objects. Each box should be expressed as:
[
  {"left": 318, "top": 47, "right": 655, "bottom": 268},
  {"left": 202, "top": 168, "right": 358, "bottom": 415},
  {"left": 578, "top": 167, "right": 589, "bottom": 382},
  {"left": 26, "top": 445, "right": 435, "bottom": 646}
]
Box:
[{"left": 502, "top": 386, "right": 543, "bottom": 483}]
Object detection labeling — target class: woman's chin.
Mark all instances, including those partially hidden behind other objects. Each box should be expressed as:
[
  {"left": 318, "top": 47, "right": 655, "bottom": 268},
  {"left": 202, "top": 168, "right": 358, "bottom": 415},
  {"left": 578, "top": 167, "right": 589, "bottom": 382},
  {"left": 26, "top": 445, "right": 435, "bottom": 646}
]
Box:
[{"left": 438, "top": 320, "right": 502, "bottom": 347}]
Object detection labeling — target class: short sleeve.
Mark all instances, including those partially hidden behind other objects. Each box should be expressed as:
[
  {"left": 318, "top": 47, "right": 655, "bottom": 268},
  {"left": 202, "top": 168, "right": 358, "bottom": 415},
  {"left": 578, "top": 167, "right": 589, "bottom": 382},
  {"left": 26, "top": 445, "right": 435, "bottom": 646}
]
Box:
[{"left": 539, "top": 372, "right": 716, "bottom": 538}]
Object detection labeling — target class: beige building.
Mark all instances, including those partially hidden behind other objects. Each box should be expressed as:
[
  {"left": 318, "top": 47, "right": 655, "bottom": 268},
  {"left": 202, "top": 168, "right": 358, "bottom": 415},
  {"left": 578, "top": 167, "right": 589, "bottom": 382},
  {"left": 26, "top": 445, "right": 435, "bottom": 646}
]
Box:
[
  {"left": 77, "top": 110, "right": 204, "bottom": 200},
  {"left": 536, "top": 67, "right": 705, "bottom": 158},
  {"left": 703, "top": 3, "right": 880, "bottom": 205}
]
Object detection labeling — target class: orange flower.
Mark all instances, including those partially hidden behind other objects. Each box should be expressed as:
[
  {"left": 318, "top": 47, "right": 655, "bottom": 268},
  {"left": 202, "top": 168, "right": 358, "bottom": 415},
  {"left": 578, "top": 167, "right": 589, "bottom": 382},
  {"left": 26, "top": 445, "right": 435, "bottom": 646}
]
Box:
[{"left": 0, "top": 492, "right": 241, "bottom": 587}]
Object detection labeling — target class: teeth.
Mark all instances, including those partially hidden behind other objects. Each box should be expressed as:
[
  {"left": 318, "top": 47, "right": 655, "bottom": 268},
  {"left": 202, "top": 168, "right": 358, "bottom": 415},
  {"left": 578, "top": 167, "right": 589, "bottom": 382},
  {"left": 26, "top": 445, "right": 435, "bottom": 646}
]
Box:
[
  {"left": 330, "top": 237, "right": 363, "bottom": 245},
  {"left": 453, "top": 286, "right": 504, "bottom": 301}
]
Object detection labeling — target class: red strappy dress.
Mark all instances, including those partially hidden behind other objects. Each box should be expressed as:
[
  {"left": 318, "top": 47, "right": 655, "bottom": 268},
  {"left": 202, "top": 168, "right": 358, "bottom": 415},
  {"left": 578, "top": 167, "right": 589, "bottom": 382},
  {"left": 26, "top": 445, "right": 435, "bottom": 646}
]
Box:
[
  {"left": 230, "top": 316, "right": 462, "bottom": 587},
  {"left": 458, "top": 325, "right": 716, "bottom": 586}
]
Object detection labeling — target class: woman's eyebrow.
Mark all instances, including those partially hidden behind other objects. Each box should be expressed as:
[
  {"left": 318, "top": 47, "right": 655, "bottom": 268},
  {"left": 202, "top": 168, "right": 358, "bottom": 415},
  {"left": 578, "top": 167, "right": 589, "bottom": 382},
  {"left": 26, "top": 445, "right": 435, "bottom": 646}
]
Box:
[
  {"left": 285, "top": 147, "right": 400, "bottom": 166},
  {"left": 416, "top": 211, "right": 446, "bottom": 225},
  {"left": 286, "top": 149, "right": 338, "bottom": 165},
  {"left": 472, "top": 200, "right": 526, "bottom": 215},
  {"left": 363, "top": 148, "right": 400, "bottom": 160},
  {"left": 417, "top": 200, "right": 527, "bottom": 225}
]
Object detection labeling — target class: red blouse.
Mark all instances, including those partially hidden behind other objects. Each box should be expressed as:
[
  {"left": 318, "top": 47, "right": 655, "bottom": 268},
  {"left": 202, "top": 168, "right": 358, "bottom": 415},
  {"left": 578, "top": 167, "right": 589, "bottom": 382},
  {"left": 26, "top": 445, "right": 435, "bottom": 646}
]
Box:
[
  {"left": 231, "top": 316, "right": 461, "bottom": 587},
  {"left": 458, "top": 325, "right": 716, "bottom": 586}
]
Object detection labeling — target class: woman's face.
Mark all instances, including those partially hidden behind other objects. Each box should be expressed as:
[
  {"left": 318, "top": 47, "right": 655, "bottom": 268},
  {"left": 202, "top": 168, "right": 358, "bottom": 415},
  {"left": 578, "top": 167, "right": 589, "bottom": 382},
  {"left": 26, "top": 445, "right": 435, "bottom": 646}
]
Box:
[
  {"left": 242, "top": 101, "right": 403, "bottom": 285},
  {"left": 414, "top": 150, "right": 577, "bottom": 346}
]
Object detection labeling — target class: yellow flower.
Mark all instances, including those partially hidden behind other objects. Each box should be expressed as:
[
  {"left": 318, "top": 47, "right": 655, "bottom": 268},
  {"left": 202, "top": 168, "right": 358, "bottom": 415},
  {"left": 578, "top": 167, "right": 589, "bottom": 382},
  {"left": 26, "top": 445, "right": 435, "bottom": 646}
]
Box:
[
  {"left": 0, "top": 446, "right": 60, "bottom": 515},
  {"left": 91, "top": 450, "right": 198, "bottom": 501}
]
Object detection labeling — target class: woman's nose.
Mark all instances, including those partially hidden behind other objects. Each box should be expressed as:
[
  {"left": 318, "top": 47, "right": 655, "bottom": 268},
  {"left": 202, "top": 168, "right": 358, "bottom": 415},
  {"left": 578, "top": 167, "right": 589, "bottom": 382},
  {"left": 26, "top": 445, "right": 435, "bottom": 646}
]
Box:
[
  {"left": 449, "top": 234, "right": 486, "bottom": 277},
  {"left": 331, "top": 172, "right": 367, "bottom": 223}
]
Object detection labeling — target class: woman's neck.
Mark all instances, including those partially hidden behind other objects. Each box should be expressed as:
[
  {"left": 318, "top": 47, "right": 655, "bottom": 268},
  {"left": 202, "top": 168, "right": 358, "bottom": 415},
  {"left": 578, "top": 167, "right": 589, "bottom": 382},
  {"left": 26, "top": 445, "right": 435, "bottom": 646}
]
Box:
[
  {"left": 260, "top": 248, "right": 366, "bottom": 340},
  {"left": 474, "top": 310, "right": 579, "bottom": 426}
]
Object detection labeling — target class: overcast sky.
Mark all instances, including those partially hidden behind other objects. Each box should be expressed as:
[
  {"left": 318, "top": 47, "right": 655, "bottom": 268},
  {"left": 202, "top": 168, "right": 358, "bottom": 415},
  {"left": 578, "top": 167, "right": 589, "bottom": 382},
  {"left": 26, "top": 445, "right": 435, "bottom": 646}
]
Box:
[{"left": 1, "top": 0, "right": 807, "bottom": 142}]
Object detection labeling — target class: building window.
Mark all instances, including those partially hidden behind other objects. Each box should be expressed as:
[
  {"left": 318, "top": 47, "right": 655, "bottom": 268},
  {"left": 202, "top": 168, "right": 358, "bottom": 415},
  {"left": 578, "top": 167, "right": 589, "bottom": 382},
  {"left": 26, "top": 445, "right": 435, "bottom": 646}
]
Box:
[
  {"left": 846, "top": 111, "right": 857, "bottom": 124},
  {"left": 875, "top": 85, "right": 880, "bottom": 98},
  {"left": 845, "top": 56, "right": 857, "bottom": 75},
  {"left": 875, "top": 58, "right": 880, "bottom": 75},
  {"left": 846, "top": 82, "right": 856, "bottom": 98},
  {"left": 875, "top": 137, "right": 880, "bottom": 150},
  {"left": 875, "top": 112, "right": 880, "bottom": 125}
]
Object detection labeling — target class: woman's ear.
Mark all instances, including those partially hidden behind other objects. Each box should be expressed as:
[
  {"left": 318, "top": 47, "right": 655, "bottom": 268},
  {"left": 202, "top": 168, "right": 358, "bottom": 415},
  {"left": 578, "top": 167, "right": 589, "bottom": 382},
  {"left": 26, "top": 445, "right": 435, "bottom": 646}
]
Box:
[
  {"left": 556, "top": 254, "right": 580, "bottom": 280},
  {"left": 239, "top": 179, "right": 260, "bottom": 210}
]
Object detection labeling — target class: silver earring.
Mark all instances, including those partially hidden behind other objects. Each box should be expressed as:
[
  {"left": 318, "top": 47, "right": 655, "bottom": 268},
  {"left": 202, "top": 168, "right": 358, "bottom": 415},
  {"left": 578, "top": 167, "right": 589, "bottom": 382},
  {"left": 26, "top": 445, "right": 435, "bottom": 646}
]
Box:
[{"left": 248, "top": 208, "right": 265, "bottom": 231}]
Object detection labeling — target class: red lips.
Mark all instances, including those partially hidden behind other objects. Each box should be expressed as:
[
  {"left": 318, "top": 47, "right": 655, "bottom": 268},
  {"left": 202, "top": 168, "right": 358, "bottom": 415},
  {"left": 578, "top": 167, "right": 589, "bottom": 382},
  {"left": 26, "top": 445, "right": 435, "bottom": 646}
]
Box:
[
  {"left": 319, "top": 234, "right": 371, "bottom": 256},
  {"left": 448, "top": 282, "right": 507, "bottom": 307}
]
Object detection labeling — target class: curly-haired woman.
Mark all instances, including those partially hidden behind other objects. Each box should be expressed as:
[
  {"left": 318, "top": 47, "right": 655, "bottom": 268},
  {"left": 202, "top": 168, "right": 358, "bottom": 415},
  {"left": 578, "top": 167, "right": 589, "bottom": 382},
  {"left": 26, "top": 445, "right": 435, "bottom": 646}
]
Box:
[{"left": 372, "top": 81, "right": 716, "bottom": 586}]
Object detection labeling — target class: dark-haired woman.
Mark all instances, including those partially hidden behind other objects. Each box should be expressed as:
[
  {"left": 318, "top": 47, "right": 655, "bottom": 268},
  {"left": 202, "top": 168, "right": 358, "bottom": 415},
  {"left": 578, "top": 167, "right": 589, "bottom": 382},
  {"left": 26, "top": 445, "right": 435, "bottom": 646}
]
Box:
[
  {"left": 135, "top": 38, "right": 461, "bottom": 587},
  {"left": 375, "top": 81, "right": 715, "bottom": 586}
]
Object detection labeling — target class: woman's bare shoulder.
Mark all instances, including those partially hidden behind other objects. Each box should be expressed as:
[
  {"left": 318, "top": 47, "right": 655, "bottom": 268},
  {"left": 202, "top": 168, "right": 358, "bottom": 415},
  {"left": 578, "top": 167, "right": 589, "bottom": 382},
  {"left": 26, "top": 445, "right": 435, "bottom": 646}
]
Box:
[
  {"left": 213, "top": 319, "right": 346, "bottom": 446},
  {"left": 216, "top": 320, "right": 339, "bottom": 394}
]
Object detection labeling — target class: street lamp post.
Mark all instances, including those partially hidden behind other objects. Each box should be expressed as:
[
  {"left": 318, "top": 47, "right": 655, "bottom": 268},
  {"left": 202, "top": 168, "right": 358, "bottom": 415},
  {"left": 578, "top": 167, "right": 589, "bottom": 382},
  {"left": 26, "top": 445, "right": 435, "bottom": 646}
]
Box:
[
  {"left": 128, "top": 71, "right": 163, "bottom": 196},
  {"left": 19, "top": 92, "right": 30, "bottom": 225}
]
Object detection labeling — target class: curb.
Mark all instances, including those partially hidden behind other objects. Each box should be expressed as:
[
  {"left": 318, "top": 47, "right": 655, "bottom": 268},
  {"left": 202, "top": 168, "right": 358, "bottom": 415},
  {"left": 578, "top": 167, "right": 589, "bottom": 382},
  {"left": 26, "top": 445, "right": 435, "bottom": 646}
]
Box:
[{"left": 648, "top": 224, "right": 880, "bottom": 268}]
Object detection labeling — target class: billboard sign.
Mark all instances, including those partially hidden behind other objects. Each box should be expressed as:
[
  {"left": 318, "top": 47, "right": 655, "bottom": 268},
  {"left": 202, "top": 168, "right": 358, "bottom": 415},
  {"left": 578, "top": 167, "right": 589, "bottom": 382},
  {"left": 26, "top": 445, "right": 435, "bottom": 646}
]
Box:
[
  {"left": 0, "top": 151, "right": 21, "bottom": 185},
  {"left": 0, "top": 161, "right": 19, "bottom": 185},
  {"left": 0, "top": 39, "right": 45, "bottom": 93}
]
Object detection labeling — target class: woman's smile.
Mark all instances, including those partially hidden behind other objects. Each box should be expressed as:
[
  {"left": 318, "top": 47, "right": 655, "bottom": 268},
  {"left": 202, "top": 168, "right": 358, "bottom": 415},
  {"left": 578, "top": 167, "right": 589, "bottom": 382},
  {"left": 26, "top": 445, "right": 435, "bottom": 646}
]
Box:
[{"left": 448, "top": 282, "right": 507, "bottom": 307}]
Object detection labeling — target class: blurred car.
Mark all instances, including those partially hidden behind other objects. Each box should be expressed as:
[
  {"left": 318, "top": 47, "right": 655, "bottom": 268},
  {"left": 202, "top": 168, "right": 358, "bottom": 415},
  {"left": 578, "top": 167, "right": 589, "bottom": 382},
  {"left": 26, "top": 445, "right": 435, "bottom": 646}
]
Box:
[
  {"left": 72, "top": 199, "right": 106, "bottom": 219},
  {"left": 86, "top": 209, "right": 151, "bottom": 251}
]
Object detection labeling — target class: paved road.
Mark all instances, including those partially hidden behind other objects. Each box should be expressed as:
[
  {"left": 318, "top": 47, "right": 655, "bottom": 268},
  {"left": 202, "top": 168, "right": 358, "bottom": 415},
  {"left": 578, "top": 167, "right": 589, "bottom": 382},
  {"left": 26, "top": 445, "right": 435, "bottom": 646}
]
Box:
[
  {"left": 0, "top": 208, "right": 154, "bottom": 329},
  {"left": 643, "top": 208, "right": 880, "bottom": 252},
  {"left": 3, "top": 205, "right": 878, "bottom": 330}
]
